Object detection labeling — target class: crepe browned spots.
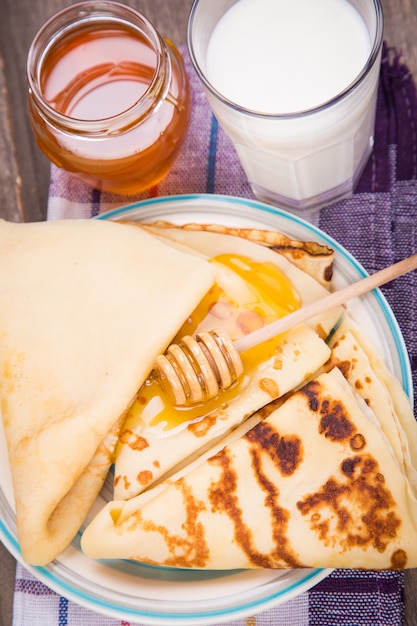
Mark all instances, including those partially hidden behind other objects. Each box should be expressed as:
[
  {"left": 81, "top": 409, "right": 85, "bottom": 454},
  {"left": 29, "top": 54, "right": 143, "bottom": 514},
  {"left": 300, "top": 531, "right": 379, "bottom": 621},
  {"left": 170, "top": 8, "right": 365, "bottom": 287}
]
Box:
[{"left": 82, "top": 367, "right": 417, "bottom": 570}]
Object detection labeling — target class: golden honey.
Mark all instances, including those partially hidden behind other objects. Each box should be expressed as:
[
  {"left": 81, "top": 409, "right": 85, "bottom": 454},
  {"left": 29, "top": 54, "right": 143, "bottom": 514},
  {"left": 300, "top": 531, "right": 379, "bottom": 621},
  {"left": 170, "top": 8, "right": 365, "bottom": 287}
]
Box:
[
  {"left": 117, "top": 254, "right": 301, "bottom": 439},
  {"left": 26, "top": 1, "right": 191, "bottom": 194}
]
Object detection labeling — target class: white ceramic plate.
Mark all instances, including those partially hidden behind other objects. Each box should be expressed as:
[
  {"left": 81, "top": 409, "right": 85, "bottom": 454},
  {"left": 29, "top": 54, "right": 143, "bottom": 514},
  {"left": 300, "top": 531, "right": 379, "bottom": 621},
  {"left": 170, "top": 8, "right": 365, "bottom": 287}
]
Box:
[{"left": 0, "top": 194, "right": 412, "bottom": 625}]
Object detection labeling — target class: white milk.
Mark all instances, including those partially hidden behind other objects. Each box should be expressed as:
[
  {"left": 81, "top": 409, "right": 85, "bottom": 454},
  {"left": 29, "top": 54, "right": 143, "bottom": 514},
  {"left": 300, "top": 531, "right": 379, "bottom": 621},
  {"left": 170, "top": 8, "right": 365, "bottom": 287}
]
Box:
[
  {"left": 194, "top": 0, "right": 383, "bottom": 210},
  {"left": 206, "top": 0, "right": 371, "bottom": 114}
]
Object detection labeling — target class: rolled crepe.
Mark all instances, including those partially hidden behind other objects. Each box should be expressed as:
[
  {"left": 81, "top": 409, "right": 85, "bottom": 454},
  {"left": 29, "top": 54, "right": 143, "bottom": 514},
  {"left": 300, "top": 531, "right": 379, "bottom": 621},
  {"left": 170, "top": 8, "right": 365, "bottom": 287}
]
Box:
[
  {"left": 82, "top": 368, "right": 417, "bottom": 570},
  {"left": 0, "top": 219, "right": 214, "bottom": 565}
]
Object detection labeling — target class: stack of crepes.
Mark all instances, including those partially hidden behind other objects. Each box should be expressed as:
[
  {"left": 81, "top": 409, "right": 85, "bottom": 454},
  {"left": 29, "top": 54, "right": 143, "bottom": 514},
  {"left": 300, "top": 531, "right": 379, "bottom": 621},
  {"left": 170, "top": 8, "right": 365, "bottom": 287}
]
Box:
[{"left": 0, "top": 217, "right": 416, "bottom": 571}]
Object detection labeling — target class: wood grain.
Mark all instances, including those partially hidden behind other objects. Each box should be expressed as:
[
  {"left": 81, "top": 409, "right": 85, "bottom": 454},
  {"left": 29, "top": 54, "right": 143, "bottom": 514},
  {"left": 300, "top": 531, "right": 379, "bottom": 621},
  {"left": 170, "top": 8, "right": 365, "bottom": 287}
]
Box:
[{"left": 0, "top": 1, "right": 416, "bottom": 625}]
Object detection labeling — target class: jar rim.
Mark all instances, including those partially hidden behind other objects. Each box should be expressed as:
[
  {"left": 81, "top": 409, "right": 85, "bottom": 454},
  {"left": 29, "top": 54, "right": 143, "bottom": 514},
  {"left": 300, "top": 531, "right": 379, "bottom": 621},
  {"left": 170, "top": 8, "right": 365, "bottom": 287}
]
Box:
[{"left": 26, "top": 0, "right": 171, "bottom": 134}]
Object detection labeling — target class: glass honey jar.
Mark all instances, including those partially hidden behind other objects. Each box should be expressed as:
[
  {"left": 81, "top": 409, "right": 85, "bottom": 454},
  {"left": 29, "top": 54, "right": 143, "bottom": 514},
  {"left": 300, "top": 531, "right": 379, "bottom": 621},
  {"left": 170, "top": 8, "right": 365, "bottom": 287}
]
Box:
[{"left": 26, "top": 1, "right": 191, "bottom": 195}]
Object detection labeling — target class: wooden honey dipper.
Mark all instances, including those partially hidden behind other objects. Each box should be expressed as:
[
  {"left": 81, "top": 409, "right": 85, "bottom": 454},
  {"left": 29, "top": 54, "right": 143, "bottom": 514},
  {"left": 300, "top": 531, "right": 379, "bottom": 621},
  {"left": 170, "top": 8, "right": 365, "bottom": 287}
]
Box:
[{"left": 155, "top": 253, "right": 417, "bottom": 406}]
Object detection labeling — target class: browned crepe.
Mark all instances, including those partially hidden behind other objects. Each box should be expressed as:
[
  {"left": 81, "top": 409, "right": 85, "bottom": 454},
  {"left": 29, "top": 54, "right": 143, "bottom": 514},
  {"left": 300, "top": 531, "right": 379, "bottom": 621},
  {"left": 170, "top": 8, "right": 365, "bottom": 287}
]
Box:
[
  {"left": 82, "top": 367, "right": 417, "bottom": 570},
  {"left": 113, "top": 223, "right": 343, "bottom": 500}
]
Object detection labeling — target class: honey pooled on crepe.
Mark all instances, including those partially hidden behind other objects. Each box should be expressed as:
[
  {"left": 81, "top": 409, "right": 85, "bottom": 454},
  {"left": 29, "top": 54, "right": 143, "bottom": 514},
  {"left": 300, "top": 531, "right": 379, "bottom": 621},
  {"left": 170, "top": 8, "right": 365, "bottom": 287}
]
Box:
[
  {"left": 117, "top": 252, "right": 301, "bottom": 431},
  {"left": 114, "top": 229, "right": 343, "bottom": 501}
]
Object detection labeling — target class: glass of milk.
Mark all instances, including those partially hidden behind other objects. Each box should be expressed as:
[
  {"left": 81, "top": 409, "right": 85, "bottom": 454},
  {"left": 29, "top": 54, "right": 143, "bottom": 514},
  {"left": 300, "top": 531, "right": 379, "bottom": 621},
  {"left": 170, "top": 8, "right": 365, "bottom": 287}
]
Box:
[{"left": 188, "top": 0, "right": 384, "bottom": 212}]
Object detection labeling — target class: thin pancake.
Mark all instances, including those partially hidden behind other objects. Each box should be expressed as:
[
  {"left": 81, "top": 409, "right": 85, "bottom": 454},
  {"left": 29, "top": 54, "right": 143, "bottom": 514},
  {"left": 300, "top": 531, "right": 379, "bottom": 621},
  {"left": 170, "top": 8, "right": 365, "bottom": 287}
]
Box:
[
  {"left": 326, "top": 316, "right": 417, "bottom": 492},
  {"left": 114, "top": 324, "right": 332, "bottom": 500},
  {"left": 114, "top": 227, "right": 343, "bottom": 500},
  {"left": 137, "top": 225, "right": 341, "bottom": 338},
  {"left": 136, "top": 220, "right": 335, "bottom": 287},
  {"left": 0, "top": 219, "right": 214, "bottom": 565},
  {"left": 82, "top": 368, "right": 417, "bottom": 570}
]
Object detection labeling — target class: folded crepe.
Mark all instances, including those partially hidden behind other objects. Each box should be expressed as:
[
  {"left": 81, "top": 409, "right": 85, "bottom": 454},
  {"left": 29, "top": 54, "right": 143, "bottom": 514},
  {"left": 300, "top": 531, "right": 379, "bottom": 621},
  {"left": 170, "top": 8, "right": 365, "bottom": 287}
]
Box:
[
  {"left": 326, "top": 316, "right": 417, "bottom": 493},
  {"left": 0, "top": 218, "right": 215, "bottom": 565},
  {"left": 113, "top": 225, "right": 343, "bottom": 500},
  {"left": 81, "top": 367, "right": 417, "bottom": 570}
]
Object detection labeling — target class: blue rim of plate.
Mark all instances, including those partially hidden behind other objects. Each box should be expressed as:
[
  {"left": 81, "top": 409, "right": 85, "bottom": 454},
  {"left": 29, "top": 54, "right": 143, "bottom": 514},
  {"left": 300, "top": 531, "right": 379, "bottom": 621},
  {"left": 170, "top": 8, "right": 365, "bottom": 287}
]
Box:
[
  {"left": 0, "top": 193, "right": 412, "bottom": 625},
  {"left": 0, "top": 514, "right": 330, "bottom": 625}
]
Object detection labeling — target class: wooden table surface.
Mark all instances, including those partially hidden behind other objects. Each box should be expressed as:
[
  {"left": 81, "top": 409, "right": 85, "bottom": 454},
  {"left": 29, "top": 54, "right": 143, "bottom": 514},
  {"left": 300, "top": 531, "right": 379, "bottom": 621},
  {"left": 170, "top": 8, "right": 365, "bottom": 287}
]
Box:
[{"left": 1, "top": 1, "right": 417, "bottom": 625}]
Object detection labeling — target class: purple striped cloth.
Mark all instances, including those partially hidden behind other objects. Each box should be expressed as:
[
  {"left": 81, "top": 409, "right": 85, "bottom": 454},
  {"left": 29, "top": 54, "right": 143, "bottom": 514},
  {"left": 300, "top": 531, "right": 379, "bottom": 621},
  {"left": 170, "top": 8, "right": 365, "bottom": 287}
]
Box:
[{"left": 12, "top": 43, "right": 417, "bottom": 626}]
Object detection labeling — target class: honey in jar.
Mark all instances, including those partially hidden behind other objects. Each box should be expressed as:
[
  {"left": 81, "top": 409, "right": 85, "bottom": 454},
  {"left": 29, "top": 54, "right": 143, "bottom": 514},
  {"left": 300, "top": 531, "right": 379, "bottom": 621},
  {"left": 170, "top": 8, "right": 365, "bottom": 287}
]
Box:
[{"left": 26, "top": 1, "right": 191, "bottom": 195}]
